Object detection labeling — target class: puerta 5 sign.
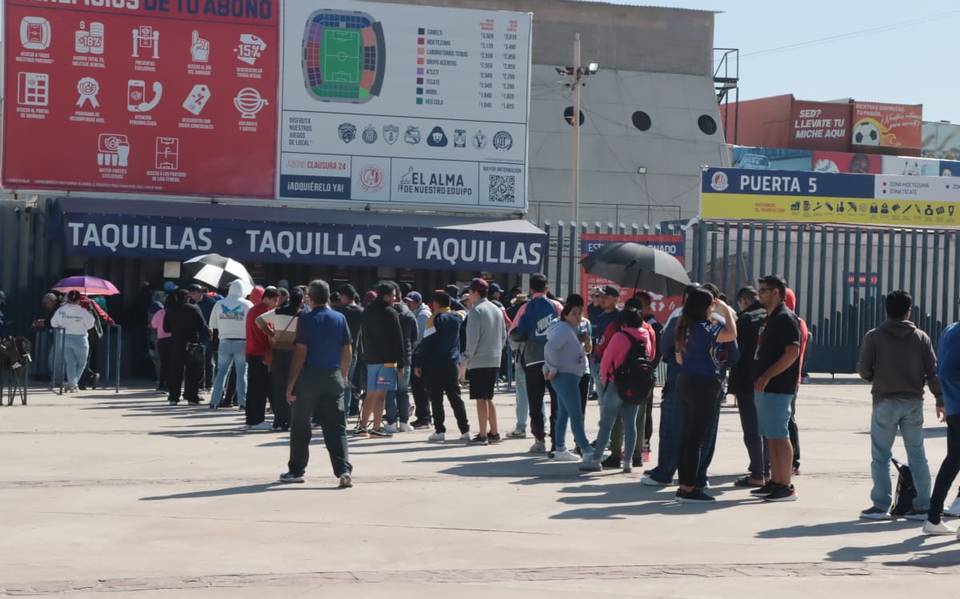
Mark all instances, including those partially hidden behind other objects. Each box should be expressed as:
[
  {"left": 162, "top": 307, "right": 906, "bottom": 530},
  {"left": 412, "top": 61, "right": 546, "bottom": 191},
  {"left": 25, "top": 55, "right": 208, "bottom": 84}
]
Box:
[{"left": 3, "top": 0, "right": 278, "bottom": 198}]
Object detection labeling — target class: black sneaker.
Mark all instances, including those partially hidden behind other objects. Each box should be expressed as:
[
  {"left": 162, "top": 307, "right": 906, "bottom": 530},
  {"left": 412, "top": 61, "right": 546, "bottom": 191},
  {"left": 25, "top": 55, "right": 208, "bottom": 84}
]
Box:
[
  {"left": 750, "top": 481, "right": 778, "bottom": 496},
  {"left": 350, "top": 424, "right": 368, "bottom": 436},
  {"left": 632, "top": 455, "right": 643, "bottom": 468},
  {"left": 369, "top": 428, "right": 393, "bottom": 438},
  {"left": 411, "top": 418, "right": 432, "bottom": 430},
  {"left": 588, "top": 391, "right": 599, "bottom": 402},
  {"left": 677, "top": 488, "right": 715, "bottom": 503},
  {"left": 278, "top": 472, "right": 304, "bottom": 484},
  {"left": 488, "top": 433, "right": 502, "bottom": 444},
  {"left": 469, "top": 434, "right": 489, "bottom": 445},
  {"left": 763, "top": 484, "right": 798, "bottom": 502},
  {"left": 601, "top": 454, "right": 621, "bottom": 469}
]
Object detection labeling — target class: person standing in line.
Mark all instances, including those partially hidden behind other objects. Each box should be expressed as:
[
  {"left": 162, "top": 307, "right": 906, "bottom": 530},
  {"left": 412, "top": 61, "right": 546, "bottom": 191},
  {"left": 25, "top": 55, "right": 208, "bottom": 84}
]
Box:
[
  {"left": 163, "top": 289, "right": 208, "bottom": 405},
  {"left": 635, "top": 291, "right": 663, "bottom": 462},
  {"left": 581, "top": 307, "right": 653, "bottom": 472},
  {"left": 279, "top": 280, "right": 353, "bottom": 488},
  {"left": 334, "top": 285, "right": 364, "bottom": 420},
  {"left": 729, "top": 286, "right": 768, "bottom": 488},
  {"left": 924, "top": 319, "right": 960, "bottom": 535},
  {"left": 507, "top": 294, "right": 530, "bottom": 438},
  {"left": 509, "top": 274, "right": 563, "bottom": 454},
  {"left": 415, "top": 291, "right": 471, "bottom": 442},
  {"left": 589, "top": 286, "right": 622, "bottom": 402},
  {"left": 857, "top": 289, "right": 939, "bottom": 519},
  {"left": 385, "top": 283, "right": 418, "bottom": 434},
  {"left": 358, "top": 283, "right": 405, "bottom": 437},
  {"left": 783, "top": 288, "right": 808, "bottom": 475},
  {"left": 208, "top": 280, "right": 253, "bottom": 410},
  {"left": 463, "top": 278, "right": 508, "bottom": 445},
  {"left": 50, "top": 290, "right": 95, "bottom": 393},
  {"left": 150, "top": 293, "right": 175, "bottom": 394},
  {"left": 586, "top": 288, "right": 604, "bottom": 401},
  {"left": 188, "top": 283, "right": 220, "bottom": 390},
  {"left": 245, "top": 286, "right": 280, "bottom": 430},
  {"left": 672, "top": 287, "right": 737, "bottom": 502},
  {"left": 405, "top": 291, "right": 433, "bottom": 429},
  {"left": 543, "top": 294, "right": 593, "bottom": 462},
  {"left": 257, "top": 288, "right": 303, "bottom": 431},
  {"left": 752, "top": 275, "right": 802, "bottom": 503}
]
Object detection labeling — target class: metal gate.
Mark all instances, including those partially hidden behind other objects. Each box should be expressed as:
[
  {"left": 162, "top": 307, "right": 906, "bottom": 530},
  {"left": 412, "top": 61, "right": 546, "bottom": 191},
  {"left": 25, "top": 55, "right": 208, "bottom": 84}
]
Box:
[{"left": 690, "top": 221, "right": 960, "bottom": 373}]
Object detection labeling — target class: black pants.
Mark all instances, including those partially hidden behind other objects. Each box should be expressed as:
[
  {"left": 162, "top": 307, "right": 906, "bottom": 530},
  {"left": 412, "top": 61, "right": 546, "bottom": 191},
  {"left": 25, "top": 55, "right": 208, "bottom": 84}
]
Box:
[
  {"left": 525, "top": 363, "right": 557, "bottom": 442},
  {"left": 789, "top": 395, "right": 800, "bottom": 469},
  {"left": 157, "top": 337, "right": 172, "bottom": 390},
  {"left": 735, "top": 389, "right": 767, "bottom": 480},
  {"left": 426, "top": 361, "right": 469, "bottom": 434},
  {"left": 411, "top": 369, "right": 430, "bottom": 422},
  {"left": 270, "top": 350, "right": 292, "bottom": 429},
  {"left": 167, "top": 339, "right": 202, "bottom": 403},
  {"left": 677, "top": 372, "right": 722, "bottom": 488},
  {"left": 929, "top": 414, "right": 960, "bottom": 523},
  {"left": 288, "top": 368, "right": 351, "bottom": 478},
  {"left": 644, "top": 399, "right": 654, "bottom": 451},
  {"left": 203, "top": 338, "right": 216, "bottom": 390},
  {"left": 245, "top": 355, "right": 272, "bottom": 426}
]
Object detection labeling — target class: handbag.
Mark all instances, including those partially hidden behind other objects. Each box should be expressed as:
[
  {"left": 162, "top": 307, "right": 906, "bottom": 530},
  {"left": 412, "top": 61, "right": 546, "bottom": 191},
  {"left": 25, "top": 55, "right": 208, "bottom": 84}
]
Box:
[{"left": 271, "top": 314, "right": 298, "bottom": 351}]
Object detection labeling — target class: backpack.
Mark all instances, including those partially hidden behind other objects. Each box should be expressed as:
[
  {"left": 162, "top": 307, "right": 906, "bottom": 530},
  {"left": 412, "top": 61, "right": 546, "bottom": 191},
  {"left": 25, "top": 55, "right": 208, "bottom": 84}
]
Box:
[
  {"left": 889, "top": 457, "right": 917, "bottom": 517},
  {"left": 611, "top": 331, "right": 655, "bottom": 405}
]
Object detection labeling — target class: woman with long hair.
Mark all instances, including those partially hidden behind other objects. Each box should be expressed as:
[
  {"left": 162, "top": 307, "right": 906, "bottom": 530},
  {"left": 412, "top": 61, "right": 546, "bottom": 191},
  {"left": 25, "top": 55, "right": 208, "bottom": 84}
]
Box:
[
  {"left": 674, "top": 287, "right": 737, "bottom": 502},
  {"left": 258, "top": 287, "right": 304, "bottom": 431},
  {"left": 543, "top": 294, "right": 592, "bottom": 462}
]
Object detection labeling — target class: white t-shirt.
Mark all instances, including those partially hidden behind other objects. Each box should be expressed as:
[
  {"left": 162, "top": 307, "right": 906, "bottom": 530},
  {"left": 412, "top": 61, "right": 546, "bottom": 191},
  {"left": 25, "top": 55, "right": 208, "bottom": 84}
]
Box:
[
  {"left": 209, "top": 297, "right": 253, "bottom": 339},
  {"left": 51, "top": 304, "right": 95, "bottom": 336}
]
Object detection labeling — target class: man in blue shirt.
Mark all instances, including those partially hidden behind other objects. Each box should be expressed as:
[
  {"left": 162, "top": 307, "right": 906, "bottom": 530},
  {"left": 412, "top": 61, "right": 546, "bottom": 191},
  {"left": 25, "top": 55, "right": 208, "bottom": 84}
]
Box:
[
  {"left": 924, "top": 322, "right": 960, "bottom": 534},
  {"left": 280, "top": 279, "right": 354, "bottom": 488}
]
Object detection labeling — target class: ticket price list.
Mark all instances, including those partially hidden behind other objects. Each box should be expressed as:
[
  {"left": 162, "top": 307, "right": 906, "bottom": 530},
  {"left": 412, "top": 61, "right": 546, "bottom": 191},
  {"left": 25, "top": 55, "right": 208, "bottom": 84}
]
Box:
[{"left": 477, "top": 18, "right": 521, "bottom": 114}]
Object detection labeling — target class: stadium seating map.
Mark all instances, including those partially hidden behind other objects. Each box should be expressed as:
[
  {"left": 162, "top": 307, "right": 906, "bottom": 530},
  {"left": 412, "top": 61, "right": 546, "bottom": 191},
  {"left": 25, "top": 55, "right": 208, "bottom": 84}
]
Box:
[{"left": 303, "top": 10, "right": 386, "bottom": 103}]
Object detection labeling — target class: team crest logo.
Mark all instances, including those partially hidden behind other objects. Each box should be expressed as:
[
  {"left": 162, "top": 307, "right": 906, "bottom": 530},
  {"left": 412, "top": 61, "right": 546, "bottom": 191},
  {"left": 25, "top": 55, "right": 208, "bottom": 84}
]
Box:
[
  {"left": 492, "top": 131, "right": 513, "bottom": 150},
  {"left": 358, "top": 164, "right": 384, "bottom": 192},
  {"left": 710, "top": 171, "right": 729, "bottom": 191},
  {"left": 338, "top": 123, "right": 357, "bottom": 143},
  {"left": 362, "top": 125, "right": 378, "bottom": 144},
  {"left": 454, "top": 129, "right": 467, "bottom": 148},
  {"left": 427, "top": 126, "right": 448, "bottom": 147},
  {"left": 383, "top": 125, "right": 399, "bottom": 145},
  {"left": 472, "top": 130, "right": 487, "bottom": 149},
  {"left": 404, "top": 125, "right": 421, "bottom": 144}
]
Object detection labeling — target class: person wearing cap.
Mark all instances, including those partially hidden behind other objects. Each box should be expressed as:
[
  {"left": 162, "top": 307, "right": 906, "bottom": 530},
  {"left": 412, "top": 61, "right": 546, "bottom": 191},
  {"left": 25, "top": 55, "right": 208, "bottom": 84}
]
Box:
[
  {"left": 335, "top": 285, "right": 365, "bottom": 421},
  {"left": 50, "top": 290, "right": 95, "bottom": 393},
  {"left": 245, "top": 286, "right": 280, "bottom": 429},
  {"left": 384, "top": 282, "right": 419, "bottom": 434},
  {"left": 589, "top": 286, "right": 622, "bottom": 402},
  {"left": 445, "top": 284, "right": 466, "bottom": 311},
  {"left": 163, "top": 289, "right": 209, "bottom": 405},
  {"left": 463, "top": 278, "right": 508, "bottom": 445},
  {"left": 357, "top": 282, "right": 406, "bottom": 437},
  {"left": 405, "top": 291, "right": 433, "bottom": 429}
]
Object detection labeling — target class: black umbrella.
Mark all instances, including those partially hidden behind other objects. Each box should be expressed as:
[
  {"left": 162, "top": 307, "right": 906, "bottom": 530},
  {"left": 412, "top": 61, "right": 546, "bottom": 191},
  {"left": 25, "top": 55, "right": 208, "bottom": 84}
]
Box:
[
  {"left": 581, "top": 242, "right": 691, "bottom": 296},
  {"left": 182, "top": 254, "right": 253, "bottom": 292}
]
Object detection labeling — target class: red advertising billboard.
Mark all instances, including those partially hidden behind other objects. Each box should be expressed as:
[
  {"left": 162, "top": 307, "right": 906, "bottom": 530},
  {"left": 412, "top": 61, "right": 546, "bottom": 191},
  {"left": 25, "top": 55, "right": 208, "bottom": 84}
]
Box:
[
  {"left": 851, "top": 102, "right": 923, "bottom": 151},
  {"left": 789, "top": 100, "right": 850, "bottom": 151},
  {"left": 3, "top": 0, "right": 278, "bottom": 198},
  {"left": 580, "top": 233, "right": 686, "bottom": 324}
]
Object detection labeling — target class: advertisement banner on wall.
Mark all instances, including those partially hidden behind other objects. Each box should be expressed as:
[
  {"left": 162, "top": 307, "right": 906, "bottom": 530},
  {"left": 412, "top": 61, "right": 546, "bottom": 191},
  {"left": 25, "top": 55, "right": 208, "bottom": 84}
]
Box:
[
  {"left": 881, "top": 155, "right": 940, "bottom": 177},
  {"left": 277, "top": 0, "right": 532, "bottom": 212},
  {"left": 923, "top": 121, "right": 960, "bottom": 160},
  {"left": 732, "top": 146, "right": 812, "bottom": 171},
  {"left": 789, "top": 100, "right": 850, "bottom": 151},
  {"left": 851, "top": 102, "right": 923, "bottom": 150},
  {"left": 941, "top": 161, "right": 960, "bottom": 177},
  {"left": 580, "top": 233, "right": 685, "bottom": 323},
  {"left": 2, "top": 0, "right": 279, "bottom": 198},
  {"left": 812, "top": 150, "right": 881, "bottom": 174},
  {"left": 701, "top": 167, "right": 960, "bottom": 227}
]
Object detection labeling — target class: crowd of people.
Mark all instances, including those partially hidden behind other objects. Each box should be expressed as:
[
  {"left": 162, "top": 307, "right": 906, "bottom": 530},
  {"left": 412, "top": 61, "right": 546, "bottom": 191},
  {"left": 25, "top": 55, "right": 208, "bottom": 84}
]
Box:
[{"left": 8, "top": 268, "right": 960, "bottom": 528}]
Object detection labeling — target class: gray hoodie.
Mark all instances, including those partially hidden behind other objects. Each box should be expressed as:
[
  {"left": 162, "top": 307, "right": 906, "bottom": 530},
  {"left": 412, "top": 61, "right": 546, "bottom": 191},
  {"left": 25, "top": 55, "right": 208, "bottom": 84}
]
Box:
[
  {"left": 858, "top": 319, "right": 943, "bottom": 406},
  {"left": 543, "top": 319, "right": 586, "bottom": 377},
  {"left": 464, "top": 298, "right": 507, "bottom": 370}
]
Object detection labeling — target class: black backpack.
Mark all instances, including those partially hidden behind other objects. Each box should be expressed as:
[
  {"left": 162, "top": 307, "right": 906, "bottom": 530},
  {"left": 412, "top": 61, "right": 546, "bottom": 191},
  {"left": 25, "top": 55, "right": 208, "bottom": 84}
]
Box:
[
  {"left": 889, "top": 457, "right": 917, "bottom": 517},
  {"left": 611, "top": 331, "right": 655, "bottom": 405}
]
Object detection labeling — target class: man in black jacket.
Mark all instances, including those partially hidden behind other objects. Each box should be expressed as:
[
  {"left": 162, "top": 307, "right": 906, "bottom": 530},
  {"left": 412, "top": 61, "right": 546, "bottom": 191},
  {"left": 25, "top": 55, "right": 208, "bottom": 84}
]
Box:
[
  {"left": 358, "top": 282, "right": 405, "bottom": 437},
  {"left": 730, "top": 286, "right": 767, "bottom": 487},
  {"left": 163, "top": 289, "right": 209, "bottom": 405},
  {"left": 335, "top": 285, "right": 364, "bottom": 419},
  {"left": 385, "top": 282, "right": 419, "bottom": 433}
]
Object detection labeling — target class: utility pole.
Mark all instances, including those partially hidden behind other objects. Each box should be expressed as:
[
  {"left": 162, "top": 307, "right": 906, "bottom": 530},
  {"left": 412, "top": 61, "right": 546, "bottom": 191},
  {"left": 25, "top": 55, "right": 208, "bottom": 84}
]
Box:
[{"left": 571, "top": 33, "right": 582, "bottom": 287}]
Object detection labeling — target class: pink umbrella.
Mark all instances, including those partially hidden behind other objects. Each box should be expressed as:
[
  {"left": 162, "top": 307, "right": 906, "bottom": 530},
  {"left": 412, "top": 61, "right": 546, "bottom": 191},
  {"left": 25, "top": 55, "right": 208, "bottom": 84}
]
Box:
[{"left": 51, "top": 275, "right": 120, "bottom": 296}]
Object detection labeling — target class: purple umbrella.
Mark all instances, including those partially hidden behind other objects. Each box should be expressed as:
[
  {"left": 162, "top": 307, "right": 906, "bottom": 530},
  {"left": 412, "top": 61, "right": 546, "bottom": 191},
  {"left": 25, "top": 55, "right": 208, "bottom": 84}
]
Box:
[{"left": 52, "top": 276, "right": 120, "bottom": 296}]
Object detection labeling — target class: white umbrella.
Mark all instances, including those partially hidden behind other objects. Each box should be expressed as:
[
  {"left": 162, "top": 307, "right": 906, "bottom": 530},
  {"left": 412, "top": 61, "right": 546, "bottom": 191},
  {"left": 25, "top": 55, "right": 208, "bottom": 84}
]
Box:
[{"left": 182, "top": 254, "right": 253, "bottom": 292}]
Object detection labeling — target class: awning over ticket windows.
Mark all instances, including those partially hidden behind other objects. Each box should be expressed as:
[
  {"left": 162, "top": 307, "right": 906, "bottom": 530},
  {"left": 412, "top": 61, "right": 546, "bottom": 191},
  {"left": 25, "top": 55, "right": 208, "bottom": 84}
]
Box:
[{"left": 49, "top": 197, "right": 547, "bottom": 274}]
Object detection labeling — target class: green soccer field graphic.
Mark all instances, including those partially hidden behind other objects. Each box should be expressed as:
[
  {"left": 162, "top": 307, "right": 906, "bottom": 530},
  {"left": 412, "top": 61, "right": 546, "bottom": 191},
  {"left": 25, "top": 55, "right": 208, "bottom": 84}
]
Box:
[{"left": 303, "top": 10, "right": 385, "bottom": 103}]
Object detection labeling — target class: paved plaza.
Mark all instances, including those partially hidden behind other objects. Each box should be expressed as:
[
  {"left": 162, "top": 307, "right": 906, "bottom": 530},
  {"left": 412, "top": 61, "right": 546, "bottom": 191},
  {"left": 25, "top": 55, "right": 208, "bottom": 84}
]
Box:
[{"left": 2, "top": 378, "right": 959, "bottom": 597}]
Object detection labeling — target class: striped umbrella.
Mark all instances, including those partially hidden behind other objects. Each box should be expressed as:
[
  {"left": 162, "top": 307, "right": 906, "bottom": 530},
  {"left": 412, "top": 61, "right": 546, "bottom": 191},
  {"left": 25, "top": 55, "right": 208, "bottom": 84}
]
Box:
[
  {"left": 182, "top": 254, "right": 253, "bottom": 292},
  {"left": 52, "top": 275, "right": 120, "bottom": 296}
]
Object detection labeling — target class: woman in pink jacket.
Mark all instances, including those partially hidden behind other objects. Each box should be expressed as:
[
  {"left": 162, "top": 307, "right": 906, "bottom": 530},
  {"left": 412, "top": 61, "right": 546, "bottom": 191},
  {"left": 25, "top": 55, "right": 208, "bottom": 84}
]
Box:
[{"left": 581, "top": 308, "right": 652, "bottom": 473}]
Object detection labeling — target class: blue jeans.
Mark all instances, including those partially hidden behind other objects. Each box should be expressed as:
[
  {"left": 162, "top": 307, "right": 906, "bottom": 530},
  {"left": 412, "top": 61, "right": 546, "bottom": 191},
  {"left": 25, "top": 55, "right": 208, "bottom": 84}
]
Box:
[
  {"left": 551, "top": 372, "right": 591, "bottom": 452},
  {"left": 340, "top": 353, "right": 358, "bottom": 426},
  {"left": 649, "top": 384, "right": 719, "bottom": 487},
  {"left": 210, "top": 339, "right": 247, "bottom": 408},
  {"left": 587, "top": 356, "right": 600, "bottom": 396},
  {"left": 870, "top": 398, "right": 931, "bottom": 511},
  {"left": 591, "top": 382, "right": 640, "bottom": 462},
  {"left": 514, "top": 358, "right": 528, "bottom": 431},
  {"left": 63, "top": 333, "right": 89, "bottom": 387},
  {"left": 385, "top": 366, "right": 411, "bottom": 424}
]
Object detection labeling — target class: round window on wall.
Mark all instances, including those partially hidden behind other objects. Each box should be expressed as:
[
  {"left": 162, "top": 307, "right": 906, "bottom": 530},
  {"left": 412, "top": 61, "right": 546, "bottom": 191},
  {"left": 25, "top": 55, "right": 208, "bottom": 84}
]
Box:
[
  {"left": 698, "top": 114, "right": 718, "bottom": 135},
  {"left": 631, "top": 110, "right": 651, "bottom": 131},
  {"left": 563, "top": 106, "right": 585, "bottom": 126}
]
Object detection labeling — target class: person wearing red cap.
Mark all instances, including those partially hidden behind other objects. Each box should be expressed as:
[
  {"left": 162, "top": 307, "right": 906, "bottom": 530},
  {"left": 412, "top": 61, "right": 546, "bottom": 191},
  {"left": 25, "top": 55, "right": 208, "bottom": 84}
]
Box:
[{"left": 463, "top": 278, "right": 508, "bottom": 445}]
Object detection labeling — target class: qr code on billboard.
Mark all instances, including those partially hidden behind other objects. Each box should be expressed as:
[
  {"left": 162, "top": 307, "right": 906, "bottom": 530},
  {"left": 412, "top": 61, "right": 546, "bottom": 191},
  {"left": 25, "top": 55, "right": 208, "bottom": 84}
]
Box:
[{"left": 488, "top": 175, "right": 516, "bottom": 203}]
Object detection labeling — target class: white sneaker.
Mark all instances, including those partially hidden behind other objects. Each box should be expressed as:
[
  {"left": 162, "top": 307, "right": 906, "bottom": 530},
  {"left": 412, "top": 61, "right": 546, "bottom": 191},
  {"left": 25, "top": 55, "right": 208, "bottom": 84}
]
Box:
[
  {"left": 580, "top": 449, "right": 596, "bottom": 463},
  {"left": 640, "top": 474, "right": 671, "bottom": 487},
  {"left": 553, "top": 450, "right": 580, "bottom": 462},
  {"left": 428, "top": 432, "right": 446, "bottom": 442},
  {"left": 923, "top": 520, "right": 956, "bottom": 535},
  {"left": 398, "top": 422, "right": 413, "bottom": 432},
  {"left": 529, "top": 439, "right": 546, "bottom": 454},
  {"left": 338, "top": 473, "right": 353, "bottom": 489},
  {"left": 247, "top": 422, "right": 274, "bottom": 431},
  {"left": 945, "top": 496, "right": 960, "bottom": 517},
  {"left": 458, "top": 432, "right": 472, "bottom": 441},
  {"left": 383, "top": 423, "right": 399, "bottom": 434}
]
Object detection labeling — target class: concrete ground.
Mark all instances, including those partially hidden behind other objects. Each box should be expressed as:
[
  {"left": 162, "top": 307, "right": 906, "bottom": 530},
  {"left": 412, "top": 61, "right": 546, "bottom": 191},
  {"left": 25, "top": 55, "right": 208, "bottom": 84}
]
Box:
[{"left": 1, "top": 378, "right": 958, "bottom": 597}]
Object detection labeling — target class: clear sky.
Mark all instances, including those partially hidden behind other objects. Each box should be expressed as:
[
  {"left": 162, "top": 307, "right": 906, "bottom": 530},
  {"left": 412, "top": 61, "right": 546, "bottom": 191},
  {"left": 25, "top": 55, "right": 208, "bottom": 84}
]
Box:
[{"left": 605, "top": 0, "right": 960, "bottom": 123}]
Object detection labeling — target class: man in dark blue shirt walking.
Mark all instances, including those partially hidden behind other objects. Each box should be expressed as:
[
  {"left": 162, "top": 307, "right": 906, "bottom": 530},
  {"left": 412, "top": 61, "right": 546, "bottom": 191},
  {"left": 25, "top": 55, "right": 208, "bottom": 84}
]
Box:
[{"left": 280, "top": 279, "right": 354, "bottom": 488}]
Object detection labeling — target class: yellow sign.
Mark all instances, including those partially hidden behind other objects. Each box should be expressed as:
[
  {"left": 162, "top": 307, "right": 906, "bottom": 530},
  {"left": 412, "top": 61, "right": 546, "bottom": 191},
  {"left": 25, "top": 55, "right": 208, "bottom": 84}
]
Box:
[{"left": 701, "top": 193, "right": 960, "bottom": 227}]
